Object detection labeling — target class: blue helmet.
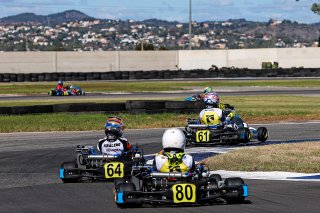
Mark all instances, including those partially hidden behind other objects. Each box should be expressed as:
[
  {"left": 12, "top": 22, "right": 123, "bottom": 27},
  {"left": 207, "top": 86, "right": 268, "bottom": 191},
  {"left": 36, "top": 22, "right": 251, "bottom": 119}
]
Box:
[
  {"left": 58, "top": 80, "right": 63, "bottom": 86},
  {"left": 104, "top": 121, "right": 123, "bottom": 137}
]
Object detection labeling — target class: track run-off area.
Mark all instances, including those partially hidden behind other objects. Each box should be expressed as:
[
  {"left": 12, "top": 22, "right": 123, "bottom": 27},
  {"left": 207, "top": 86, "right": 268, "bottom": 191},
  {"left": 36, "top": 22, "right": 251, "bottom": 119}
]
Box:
[{"left": 0, "top": 122, "right": 320, "bottom": 213}]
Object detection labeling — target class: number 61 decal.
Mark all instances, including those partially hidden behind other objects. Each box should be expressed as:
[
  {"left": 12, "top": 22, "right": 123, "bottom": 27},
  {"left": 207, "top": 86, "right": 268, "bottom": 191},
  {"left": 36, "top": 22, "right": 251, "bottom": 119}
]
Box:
[
  {"left": 172, "top": 184, "right": 196, "bottom": 203},
  {"left": 104, "top": 162, "right": 124, "bottom": 178},
  {"left": 196, "top": 130, "right": 210, "bottom": 142}
]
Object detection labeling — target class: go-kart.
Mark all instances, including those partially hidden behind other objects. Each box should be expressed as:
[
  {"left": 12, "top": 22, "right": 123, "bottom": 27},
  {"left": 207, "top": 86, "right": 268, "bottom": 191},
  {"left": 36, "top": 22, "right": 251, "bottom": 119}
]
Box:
[
  {"left": 184, "top": 116, "right": 268, "bottom": 146},
  {"left": 59, "top": 145, "right": 145, "bottom": 183},
  {"left": 48, "top": 85, "right": 85, "bottom": 96},
  {"left": 184, "top": 94, "right": 203, "bottom": 101},
  {"left": 114, "top": 163, "right": 248, "bottom": 207}
]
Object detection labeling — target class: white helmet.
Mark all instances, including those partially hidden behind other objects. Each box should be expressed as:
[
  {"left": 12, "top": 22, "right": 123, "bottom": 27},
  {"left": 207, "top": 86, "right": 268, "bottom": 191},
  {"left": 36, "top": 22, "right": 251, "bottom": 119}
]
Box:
[{"left": 162, "top": 128, "right": 186, "bottom": 151}]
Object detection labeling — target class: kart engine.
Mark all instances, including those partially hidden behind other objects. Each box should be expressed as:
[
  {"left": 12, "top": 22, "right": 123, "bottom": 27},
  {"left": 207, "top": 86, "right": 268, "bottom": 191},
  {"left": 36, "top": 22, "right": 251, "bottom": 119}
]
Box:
[{"left": 76, "top": 145, "right": 107, "bottom": 168}]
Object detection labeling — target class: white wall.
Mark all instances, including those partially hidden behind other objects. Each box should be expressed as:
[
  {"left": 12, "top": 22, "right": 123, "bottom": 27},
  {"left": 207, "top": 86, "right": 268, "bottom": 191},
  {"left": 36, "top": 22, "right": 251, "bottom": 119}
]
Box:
[
  {"left": 178, "top": 50, "right": 227, "bottom": 70},
  {"left": 119, "top": 51, "right": 178, "bottom": 71},
  {"left": 0, "top": 52, "right": 56, "bottom": 73},
  {"left": 0, "top": 48, "right": 319, "bottom": 73},
  {"left": 227, "top": 48, "right": 278, "bottom": 69},
  {"left": 57, "top": 52, "right": 118, "bottom": 72},
  {"left": 277, "top": 48, "right": 320, "bottom": 68}
]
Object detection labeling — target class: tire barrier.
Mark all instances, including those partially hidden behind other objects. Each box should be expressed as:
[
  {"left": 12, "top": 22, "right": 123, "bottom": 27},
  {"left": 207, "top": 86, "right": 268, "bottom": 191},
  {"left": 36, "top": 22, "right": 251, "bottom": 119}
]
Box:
[
  {"left": 1, "top": 68, "right": 320, "bottom": 82},
  {"left": 0, "top": 101, "right": 203, "bottom": 115}
]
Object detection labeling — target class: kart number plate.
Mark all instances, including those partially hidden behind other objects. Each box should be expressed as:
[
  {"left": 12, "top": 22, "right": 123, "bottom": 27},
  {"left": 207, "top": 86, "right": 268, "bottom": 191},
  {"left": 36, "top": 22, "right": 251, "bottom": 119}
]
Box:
[
  {"left": 172, "top": 184, "right": 196, "bottom": 203},
  {"left": 196, "top": 130, "right": 210, "bottom": 142},
  {"left": 104, "top": 162, "right": 124, "bottom": 178}
]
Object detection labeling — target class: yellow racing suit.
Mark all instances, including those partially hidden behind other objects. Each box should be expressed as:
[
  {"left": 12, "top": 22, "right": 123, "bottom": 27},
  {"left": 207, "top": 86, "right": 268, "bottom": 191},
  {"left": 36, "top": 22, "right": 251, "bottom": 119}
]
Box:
[
  {"left": 199, "top": 106, "right": 236, "bottom": 126},
  {"left": 153, "top": 152, "right": 195, "bottom": 173}
]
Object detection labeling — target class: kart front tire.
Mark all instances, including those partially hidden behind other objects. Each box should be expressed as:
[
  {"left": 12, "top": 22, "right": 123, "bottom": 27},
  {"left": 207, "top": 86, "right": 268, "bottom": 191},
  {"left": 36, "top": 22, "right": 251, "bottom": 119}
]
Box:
[{"left": 257, "top": 127, "right": 268, "bottom": 142}]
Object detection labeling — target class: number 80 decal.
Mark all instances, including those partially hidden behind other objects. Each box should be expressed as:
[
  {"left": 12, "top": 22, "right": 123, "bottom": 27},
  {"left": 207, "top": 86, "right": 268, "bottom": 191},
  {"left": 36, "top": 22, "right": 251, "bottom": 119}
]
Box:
[
  {"left": 172, "top": 184, "right": 196, "bottom": 203},
  {"left": 104, "top": 162, "right": 124, "bottom": 178}
]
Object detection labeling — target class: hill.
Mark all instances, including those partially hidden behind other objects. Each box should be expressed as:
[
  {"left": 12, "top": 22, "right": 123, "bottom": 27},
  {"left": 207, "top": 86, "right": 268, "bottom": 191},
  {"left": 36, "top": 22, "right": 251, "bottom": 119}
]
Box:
[{"left": 0, "top": 10, "right": 93, "bottom": 26}]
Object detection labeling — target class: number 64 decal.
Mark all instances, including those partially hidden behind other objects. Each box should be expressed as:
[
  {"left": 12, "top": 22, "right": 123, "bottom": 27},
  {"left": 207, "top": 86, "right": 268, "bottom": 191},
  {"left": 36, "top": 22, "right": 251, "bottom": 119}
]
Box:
[
  {"left": 104, "top": 162, "right": 124, "bottom": 178},
  {"left": 172, "top": 184, "right": 196, "bottom": 203}
]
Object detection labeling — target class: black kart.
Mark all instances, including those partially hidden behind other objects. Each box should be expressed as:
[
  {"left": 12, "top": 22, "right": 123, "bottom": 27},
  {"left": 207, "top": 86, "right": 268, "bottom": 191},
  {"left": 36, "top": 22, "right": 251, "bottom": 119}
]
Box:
[
  {"left": 114, "top": 164, "right": 248, "bottom": 207},
  {"left": 59, "top": 145, "right": 145, "bottom": 183}
]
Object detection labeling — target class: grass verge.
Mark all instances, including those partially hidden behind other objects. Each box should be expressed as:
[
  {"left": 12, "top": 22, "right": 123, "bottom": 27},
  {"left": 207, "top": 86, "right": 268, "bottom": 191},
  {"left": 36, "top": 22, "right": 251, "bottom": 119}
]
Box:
[
  {"left": 204, "top": 142, "right": 320, "bottom": 173},
  {"left": 0, "top": 79, "right": 320, "bottom": 94},
  {"left": 0, "top": 95, "right": 319, "bottom": 132},
  {"left": 0, "top": 113, "right": 194, "bottom": 132}
]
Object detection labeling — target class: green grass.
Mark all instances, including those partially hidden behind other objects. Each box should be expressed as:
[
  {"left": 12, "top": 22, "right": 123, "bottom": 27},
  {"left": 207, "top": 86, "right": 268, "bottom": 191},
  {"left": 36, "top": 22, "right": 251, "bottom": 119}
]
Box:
[
  {"left": 0, "top": 97, "right": 175, "bottom": 107},
  {"left": 204, "top": 142, "right": 320, "bottom": 173},
  {"left": 0, "top": 95, "right": 320, "bottom": 132},
  {"left": 0, "top": 95, "right": 319, "bottom": 133},
  {"left": 0, "top": 113, "right": 196, "bottom": 132},
  {"left": 0, "top": 79, "right": 320, "bottom": 94}
]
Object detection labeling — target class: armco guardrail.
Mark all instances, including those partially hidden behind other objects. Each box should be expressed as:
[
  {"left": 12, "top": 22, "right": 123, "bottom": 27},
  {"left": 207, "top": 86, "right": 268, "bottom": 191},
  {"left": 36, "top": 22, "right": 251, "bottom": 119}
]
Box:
[
  {"left": 0, "top": 101, "right": 205, "bottom": 115},
  {"left": 0, "top": 68, "right": 320, "bottom": 82}
]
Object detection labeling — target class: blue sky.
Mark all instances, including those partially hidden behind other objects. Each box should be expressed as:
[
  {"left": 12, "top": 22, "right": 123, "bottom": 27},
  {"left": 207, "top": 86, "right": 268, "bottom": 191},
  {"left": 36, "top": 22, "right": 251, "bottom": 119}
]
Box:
[{"left": 0, "top": 0, "right": 319, "bottom": 23}]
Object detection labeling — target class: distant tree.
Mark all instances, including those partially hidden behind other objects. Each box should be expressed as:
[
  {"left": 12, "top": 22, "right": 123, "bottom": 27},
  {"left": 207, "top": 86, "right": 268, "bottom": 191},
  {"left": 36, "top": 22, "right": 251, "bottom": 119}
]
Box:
[
  {"left": 52, "top": 40, "right": 64, "bottom": 51},
  {"left": 159, "top": 45, "right": 168, "bottom": 50},
  {"left": 135, "top": 43, "right": 155, "bottom": 50},
  {"left": 311, "top": 3, "right": 320, "bottom": 14}
]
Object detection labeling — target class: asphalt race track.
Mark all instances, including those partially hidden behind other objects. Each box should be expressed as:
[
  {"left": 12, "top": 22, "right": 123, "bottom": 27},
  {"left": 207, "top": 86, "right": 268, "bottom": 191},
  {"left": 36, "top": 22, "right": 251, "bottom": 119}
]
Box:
[
  {"left": 1, "top": 88, "right": 320, "bottom": 101},
  {"left": 0, "top": 122, "right": 320, "bottom": 213}
]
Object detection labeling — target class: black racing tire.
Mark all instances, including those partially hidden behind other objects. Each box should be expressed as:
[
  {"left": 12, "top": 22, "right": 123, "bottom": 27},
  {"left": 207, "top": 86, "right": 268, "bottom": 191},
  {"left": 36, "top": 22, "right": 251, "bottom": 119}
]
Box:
[
  {"left": 207, "top": 178, "right": 218, "bottom": 189},
  {"left": 115, "top": 183, "right": 136, "bottom": 208},
  {"left": 237, "top": 128, "right": 251, "bottom": 143},
  {"left": 114, "top": 178, "right": 126, "bottom": 190},
  {"left": 257, "top": 127, "right": 268, "bottom": 142},
  {"left": 224, "top": 177, "right": 245, "bottom": 204},
  {"left": 117, "top": 182, "right": 136, "bottom": 192},
  {"left": 61, "top": 160, "right": 79, "bottom": 183},
  {"left": 209, "top": 174, "right": 222, "bottom": 184}
]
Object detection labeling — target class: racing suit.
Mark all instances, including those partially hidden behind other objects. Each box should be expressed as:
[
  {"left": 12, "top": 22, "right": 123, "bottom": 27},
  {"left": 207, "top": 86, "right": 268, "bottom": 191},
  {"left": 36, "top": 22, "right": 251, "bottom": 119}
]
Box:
[
  {"left": 200, "top": 107, "right": 236, "bottom": 126},
  {"left": 153, "top": 152, "right": 195, "bottom": 173},
  {"left": 97, "top": 134, "right": 132, "bottom": 156},
  {"left": 199, "top": 108, "right": 224, "bottom": 125},
  {"left": 56, "top": 84, "right": 63, "bottom": 90}
]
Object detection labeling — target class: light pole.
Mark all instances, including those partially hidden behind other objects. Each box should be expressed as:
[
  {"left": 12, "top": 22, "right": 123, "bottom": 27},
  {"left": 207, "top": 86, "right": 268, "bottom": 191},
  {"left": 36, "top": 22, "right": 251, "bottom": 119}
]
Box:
[{"left": 189, "top": 0, "right": 192, "bottom": 50}]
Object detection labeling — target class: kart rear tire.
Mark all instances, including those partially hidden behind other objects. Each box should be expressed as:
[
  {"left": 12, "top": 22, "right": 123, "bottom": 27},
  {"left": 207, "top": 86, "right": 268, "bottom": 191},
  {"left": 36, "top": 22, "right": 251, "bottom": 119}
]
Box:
[
  {"left": 224, "top": 177, "right": 245, "bottom": 204},
  {"left": 117, "top": 182, "right": 136, "bottom": 192},
  {"left": 61, "top": 160, "right": 79, "bottom": 183},
  {"left": 114, "top": 178, "right": 125, "bottom": 190},
  {"left": 257, "top": 127, "right": 268, "bottom": 142},
  {"left": 209, "top": 174, "right": 222, "bottom": 184},
  {"left": 116, "top": 183, "right": 136, "bottom": 208},
  {"left": 237, "top": 128, "right": 251, "bottom": 143},
  {"left": 207, "top": 177, "right": 219, "bottom": 189}
]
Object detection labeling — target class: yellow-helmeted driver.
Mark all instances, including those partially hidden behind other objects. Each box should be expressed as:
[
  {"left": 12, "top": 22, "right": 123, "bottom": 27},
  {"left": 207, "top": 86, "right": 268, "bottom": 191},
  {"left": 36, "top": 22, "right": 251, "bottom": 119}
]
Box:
[{"left": 200, "top": 93, "right": 236, "bottom": 126}]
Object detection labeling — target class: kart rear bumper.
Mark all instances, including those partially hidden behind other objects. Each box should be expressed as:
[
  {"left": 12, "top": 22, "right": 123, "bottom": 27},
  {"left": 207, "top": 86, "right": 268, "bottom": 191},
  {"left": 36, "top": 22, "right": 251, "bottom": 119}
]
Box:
[{"left": 116, "top": 184, "right": 248, "bottom": 205}]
